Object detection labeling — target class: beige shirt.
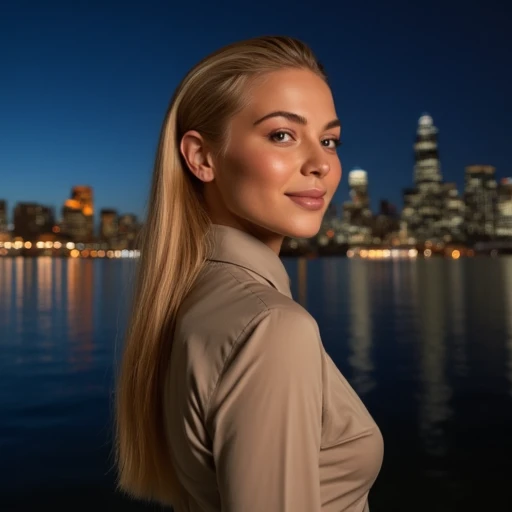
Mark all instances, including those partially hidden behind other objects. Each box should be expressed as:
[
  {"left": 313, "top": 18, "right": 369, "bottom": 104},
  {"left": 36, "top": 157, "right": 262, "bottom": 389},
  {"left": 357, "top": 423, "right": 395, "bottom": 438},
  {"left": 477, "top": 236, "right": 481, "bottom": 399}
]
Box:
[{"left": 164, "top": 224, "right": 384, "bottom": 512}]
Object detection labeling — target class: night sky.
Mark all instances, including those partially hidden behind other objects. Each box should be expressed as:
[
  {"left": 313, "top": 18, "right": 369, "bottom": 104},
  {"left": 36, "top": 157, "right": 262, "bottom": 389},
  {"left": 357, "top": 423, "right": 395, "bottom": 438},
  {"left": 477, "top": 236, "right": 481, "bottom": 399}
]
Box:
[{"left": 1, "top": 0, "right": 511, "bottom": 223}]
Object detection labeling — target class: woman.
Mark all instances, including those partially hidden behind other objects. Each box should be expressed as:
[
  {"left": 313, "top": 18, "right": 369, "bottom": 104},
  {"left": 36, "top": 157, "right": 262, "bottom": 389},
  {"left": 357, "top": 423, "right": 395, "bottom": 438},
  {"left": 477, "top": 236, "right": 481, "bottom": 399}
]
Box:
[{"left": 116, "top": 35, "right": 383, "bottom": 512}]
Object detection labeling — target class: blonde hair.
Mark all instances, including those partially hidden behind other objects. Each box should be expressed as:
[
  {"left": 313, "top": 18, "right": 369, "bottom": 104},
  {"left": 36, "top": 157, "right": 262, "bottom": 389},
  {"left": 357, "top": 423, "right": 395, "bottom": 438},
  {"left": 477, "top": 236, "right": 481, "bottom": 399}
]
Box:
[{"left": 115, "top": 35, "right": 326, "bottom": 506}]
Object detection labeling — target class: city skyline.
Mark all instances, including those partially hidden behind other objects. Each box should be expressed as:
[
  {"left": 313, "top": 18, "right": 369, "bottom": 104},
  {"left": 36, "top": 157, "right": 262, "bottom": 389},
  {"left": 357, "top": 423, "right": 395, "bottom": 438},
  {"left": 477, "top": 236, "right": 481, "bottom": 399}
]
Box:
[
  {"left": 2, "top": 2, "right": 511, "bottom": 219},
  {"left": 0, "top": 111, "right": 508, "bottom": 227},
  {"left": 1, "top": 117, "right": 510, "bottom": 254}
]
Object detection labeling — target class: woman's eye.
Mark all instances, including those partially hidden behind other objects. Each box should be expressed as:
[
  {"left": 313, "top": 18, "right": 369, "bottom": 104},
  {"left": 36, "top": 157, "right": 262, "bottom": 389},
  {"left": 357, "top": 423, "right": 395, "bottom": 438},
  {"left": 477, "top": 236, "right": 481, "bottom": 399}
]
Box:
[
  {"left": 269, "top": 131, "right": 293, "bottom": 143},
  {"left": 269, "top": 132, "right": 342, "bottom": 148},
  {"left": 322, "top": 138, "right": 342, "bottom": 149}
]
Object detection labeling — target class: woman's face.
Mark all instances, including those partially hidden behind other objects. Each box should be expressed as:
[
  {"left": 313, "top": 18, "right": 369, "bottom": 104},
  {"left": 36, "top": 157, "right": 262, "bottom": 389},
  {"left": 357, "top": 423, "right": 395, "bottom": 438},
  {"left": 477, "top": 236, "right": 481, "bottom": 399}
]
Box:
[{"left": 204, "top": 68, "right": 342, "bottom": 250}]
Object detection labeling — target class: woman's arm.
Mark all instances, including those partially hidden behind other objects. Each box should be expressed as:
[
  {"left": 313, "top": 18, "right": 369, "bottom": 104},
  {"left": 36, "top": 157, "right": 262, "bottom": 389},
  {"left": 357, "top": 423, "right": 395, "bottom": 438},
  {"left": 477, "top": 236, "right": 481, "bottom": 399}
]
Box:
[{"left": 207, "top": 305, "right": 323, "bottom": 512}]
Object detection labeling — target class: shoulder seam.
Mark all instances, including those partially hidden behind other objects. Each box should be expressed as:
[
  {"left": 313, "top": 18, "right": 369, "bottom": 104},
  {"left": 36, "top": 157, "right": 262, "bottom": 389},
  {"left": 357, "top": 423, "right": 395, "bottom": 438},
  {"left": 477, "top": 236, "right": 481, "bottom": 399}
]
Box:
[
  {"left": 204, "top": 302, "right": 317, "bottom": 432},
  {"left": 204, "top": 307, "right": 270, "bottom": 427},
  {"left": 218, "top": 262, "right": 271, "bottom": 310}
]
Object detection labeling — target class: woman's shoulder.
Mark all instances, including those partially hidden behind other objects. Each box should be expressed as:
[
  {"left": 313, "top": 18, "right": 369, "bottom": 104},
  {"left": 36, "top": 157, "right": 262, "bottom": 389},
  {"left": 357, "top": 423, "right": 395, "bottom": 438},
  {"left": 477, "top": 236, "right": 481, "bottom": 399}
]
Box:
[
  {"left": 185, "top": 260, "right": 301, "bottom": 320},
  {"left": 175, "top": 260, "right": 317, "bottom": 360}
]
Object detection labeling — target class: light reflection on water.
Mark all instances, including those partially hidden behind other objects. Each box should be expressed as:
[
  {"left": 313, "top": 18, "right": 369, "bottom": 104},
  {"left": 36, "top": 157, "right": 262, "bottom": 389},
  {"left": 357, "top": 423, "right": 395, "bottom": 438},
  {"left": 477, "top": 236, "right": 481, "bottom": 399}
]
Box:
[
  {"left": 416, "top": 259, "right": 451, "bottom": 459},
  {"left": 503, "top": 259, "right": 512, "bottom": 397},
  {"left": 347, "top": 259, "right": 375, "bottom": 396},
  {"left": 1, "top": 256, "right": 512, "bottom": 510}
]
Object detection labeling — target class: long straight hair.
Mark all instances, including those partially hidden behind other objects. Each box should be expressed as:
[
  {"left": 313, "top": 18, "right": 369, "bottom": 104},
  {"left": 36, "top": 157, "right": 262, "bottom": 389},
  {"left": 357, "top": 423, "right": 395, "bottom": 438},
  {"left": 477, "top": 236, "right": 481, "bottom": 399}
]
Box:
[{"left": 115, "top": 35, "right": 326, "bottom": 507}]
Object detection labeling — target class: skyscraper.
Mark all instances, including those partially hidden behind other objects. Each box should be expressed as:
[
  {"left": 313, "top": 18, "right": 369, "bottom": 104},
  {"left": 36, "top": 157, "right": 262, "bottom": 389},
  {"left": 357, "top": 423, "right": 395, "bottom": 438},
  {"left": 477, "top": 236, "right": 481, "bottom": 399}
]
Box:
[
  {"left": 100, "top": 209, "right": 118, "bottom": 240},
  {"left": 402, "top": 114, "right": 447, "bottom": 242},
  {"left": 13, "top": 203, "right": 55, "bottom": 239},
  {"left": 61, "top": 185, "right": 94, "bottom": 242},
  {"left": 348, "top": 168, "right": 370, "bottom": 209},
  {"left": 464, "top": 165, "right": 497, "bottom": 240},
  {"left": 343, "top": 168, "right": 373, "bottom": 244},
  {"left": 118, "top": 214, "right": 140, "bottom": 249},
  {"left": 496, "top": 178, "right": 512, "bottom": 238},
  {"left": 414, "top": 114, "right": 442, "bottom": 187},
  {"left": 441, "top": 182, "right": 465, "bottom": 242},
  {"left": 0, "top": 200, "right": 7, "bottom": 232}
]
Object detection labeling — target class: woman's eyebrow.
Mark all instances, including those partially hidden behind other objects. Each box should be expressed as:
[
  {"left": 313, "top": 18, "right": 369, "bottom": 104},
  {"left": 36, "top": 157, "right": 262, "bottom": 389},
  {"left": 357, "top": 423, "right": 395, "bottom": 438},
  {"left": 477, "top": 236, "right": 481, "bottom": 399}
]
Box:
[{"left": 253, "top": 110, "right": 341, "bottom": 130}]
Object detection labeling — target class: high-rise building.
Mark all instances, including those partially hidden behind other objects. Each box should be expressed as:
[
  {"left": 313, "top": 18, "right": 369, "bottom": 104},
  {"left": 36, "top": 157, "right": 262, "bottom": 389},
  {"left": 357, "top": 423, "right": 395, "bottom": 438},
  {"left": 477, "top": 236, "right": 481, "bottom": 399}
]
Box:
[
  {"left": 13, "top": 202, "right": 55, "bottom": 240},
  {"left": 344, "top": 168, "right": 373, "bottom": 244},
  {"left": 464, "top": 165, "right": 497, "bottom": 240},
  {"left": 401, "top": 187, "right": 421, "bottom": 239},
  {"left": 414, "top": 114, "right": 443, "bottom": 187},
  {"left": 496, "top": 178, "right": 512, "bottom": 238},
  {"left": 414, "top": 115, "right": 444, "bottom": 239},
  {"left": 441, "top": 182, "right": 465, "bottom": 242},
  {"left": 100, "top": 209, "right": 118, "bottom": 240},
  {"left": 402, "top": 114, "right": 447, "bottom": 242},
  {"left": 61, "top": 185, "right": 94, "bottom": 242},
  {"left": 348, "top": 168, "right": 370, "bottom": 209},
  {"left": 118, "top": 214, "right": 140, "bottom": 249},
  {"left": 0, "top": 200, "right": 7, "bottom": 232}
]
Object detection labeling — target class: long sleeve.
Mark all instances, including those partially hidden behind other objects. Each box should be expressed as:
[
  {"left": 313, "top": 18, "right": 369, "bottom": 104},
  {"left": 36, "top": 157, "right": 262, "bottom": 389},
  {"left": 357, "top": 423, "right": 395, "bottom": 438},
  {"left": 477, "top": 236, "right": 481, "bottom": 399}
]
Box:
[{"left": 206, "top": 305, "right": 323, "bottom": 512}]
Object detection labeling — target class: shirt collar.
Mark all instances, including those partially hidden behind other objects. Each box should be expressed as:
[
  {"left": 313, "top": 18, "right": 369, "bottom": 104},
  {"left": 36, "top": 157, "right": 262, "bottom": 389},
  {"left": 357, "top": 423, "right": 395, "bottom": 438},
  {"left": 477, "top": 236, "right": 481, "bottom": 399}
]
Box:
[{"left": 206, "top": 224, "right": 292, "bottom": 299}]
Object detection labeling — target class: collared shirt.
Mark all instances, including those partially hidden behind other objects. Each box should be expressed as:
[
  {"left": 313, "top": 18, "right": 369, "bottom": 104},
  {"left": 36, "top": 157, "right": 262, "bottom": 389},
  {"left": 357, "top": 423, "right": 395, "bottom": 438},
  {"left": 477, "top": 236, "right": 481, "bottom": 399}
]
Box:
[{"left": 164, "top": 224, "right": 384, "bottom": 512}]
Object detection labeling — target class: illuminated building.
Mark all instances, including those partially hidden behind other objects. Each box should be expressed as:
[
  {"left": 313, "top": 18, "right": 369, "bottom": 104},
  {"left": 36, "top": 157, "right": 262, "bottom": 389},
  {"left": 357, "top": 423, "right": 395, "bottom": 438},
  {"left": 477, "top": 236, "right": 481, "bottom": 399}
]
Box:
[
  {"left": 496, "top": 178, "right": 512, "bottom": 238},
  {"left": 414, "top": 114, "right": 443, "bottom": 240},
  {"left": 440, "top": 182, "right": 465, "bottom": 242},
  {"left": 118, "top": 213, "right": 140, "bottom": 249},
  {"left": 13, "top": 202, "right": 55, "bottom": 239},
  {"left": 349, "top": 168, "right": 370, "bottom": 209},
  {"left": 0, "top": 200, "right": 7, "bottom": 232},
  {"left": 414, "top": 114, "right": 442, "bottom": 187},
  {"left": 100, "top": 209, "right": 118, "bottom": 240},
  {"left": 401, "top": 114, "right": 453, "bottom": 243},
  {"left": 463, "top": 165, "right": 497, "bottom": 239},
  {"left": 343, "top": 168, "right": 373, "bottom": 244},
  {"left": 401, "top": 187, "right": 421, "bottom": 240},
  {"left": 118, "top": 214, "right": 137, "bottom": 233},
  {"left": 61, "top": 185, "right": 94, "bottom": 242}
]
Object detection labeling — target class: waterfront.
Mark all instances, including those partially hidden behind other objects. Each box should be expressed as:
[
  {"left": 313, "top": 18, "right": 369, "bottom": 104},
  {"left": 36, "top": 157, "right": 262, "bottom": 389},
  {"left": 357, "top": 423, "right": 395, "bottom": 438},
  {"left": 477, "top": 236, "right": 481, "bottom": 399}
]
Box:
[{"left": 1, "top": 257, "right": 512, "bottom": 511}]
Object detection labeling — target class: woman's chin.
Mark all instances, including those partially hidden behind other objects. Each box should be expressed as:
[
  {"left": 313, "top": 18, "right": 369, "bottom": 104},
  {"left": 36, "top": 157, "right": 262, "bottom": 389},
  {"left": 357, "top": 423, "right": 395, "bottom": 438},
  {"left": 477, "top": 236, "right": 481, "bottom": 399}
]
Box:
[{"left": 281, "top": 219, "right": 322, "bottom": 240}]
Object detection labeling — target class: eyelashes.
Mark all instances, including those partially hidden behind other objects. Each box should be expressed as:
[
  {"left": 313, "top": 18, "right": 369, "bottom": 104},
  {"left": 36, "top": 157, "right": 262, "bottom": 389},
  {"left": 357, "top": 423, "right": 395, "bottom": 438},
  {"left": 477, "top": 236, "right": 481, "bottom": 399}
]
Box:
[{"left": 268, "top": 130, "right": 342, "bottom": 149}]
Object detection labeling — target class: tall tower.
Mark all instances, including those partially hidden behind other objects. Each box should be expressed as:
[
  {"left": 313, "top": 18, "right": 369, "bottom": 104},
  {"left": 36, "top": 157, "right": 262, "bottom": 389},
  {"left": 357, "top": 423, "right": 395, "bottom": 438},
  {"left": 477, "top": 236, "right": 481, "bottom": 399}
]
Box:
[
  {"left": 414, "top": 114, "right": 442, "bottom": 189},
  {"left": 411, "top": 114, "right": 444, "bottom": 241}
]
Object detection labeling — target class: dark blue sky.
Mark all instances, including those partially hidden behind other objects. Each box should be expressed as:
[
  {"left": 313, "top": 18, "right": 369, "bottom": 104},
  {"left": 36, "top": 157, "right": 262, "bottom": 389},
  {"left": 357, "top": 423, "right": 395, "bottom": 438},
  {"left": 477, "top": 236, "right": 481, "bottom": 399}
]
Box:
[{"left": 1, "top": 1, "right": 511, "bottom": 223}]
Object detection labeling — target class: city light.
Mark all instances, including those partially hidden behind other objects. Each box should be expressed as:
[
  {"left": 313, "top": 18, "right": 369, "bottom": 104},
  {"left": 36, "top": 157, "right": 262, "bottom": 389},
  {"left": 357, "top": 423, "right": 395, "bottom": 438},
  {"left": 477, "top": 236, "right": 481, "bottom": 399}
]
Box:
[{"left": 1, "top": 114, "right": 511, "bottom": 259}]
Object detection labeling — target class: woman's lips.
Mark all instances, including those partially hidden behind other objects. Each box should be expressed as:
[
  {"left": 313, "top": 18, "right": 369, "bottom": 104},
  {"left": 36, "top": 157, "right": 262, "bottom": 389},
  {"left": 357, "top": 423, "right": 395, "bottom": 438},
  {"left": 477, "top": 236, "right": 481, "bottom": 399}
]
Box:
[{"left": 286, "top": 195, "right": 325, "bottom": 211}]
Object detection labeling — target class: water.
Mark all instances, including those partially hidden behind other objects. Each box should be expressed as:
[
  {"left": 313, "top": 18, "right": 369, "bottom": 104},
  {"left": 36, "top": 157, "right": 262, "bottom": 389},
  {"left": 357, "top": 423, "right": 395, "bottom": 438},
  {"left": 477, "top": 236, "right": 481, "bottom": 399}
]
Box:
[{"left": 1, "top": 257, "right": 512, "bottom": 511}]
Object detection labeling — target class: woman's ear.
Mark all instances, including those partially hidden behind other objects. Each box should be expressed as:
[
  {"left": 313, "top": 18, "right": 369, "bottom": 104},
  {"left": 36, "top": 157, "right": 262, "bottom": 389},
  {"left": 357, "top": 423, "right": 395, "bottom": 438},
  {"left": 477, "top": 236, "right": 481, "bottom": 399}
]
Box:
[{"left": 180, "top": 130, "right": 215, "bottom": 183}]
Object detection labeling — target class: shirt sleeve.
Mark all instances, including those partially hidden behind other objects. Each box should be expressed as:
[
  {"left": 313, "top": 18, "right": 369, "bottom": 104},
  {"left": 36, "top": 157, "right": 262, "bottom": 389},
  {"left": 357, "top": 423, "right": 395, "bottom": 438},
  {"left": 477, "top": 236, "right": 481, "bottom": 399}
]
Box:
[{"left": 206, "top": 305, "right": 323, "bottom": 512}]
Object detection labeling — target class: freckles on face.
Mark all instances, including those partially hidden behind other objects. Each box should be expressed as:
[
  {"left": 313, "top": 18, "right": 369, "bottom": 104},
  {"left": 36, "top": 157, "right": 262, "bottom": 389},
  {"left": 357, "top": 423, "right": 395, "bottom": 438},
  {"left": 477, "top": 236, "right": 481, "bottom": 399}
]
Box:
[{"left": 212, "top": 68, "right": 342, "bottom": 238}]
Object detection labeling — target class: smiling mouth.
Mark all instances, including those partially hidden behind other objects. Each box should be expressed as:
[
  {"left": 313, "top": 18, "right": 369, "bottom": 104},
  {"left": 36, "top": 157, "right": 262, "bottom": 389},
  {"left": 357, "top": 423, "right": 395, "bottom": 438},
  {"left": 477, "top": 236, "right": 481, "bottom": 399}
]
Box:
[
  {"left": 286, "top": 194, "right": 325, "bottom": 211},
  {"left": 285, "top": 189, "right": 326, "bottom": 198}
]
